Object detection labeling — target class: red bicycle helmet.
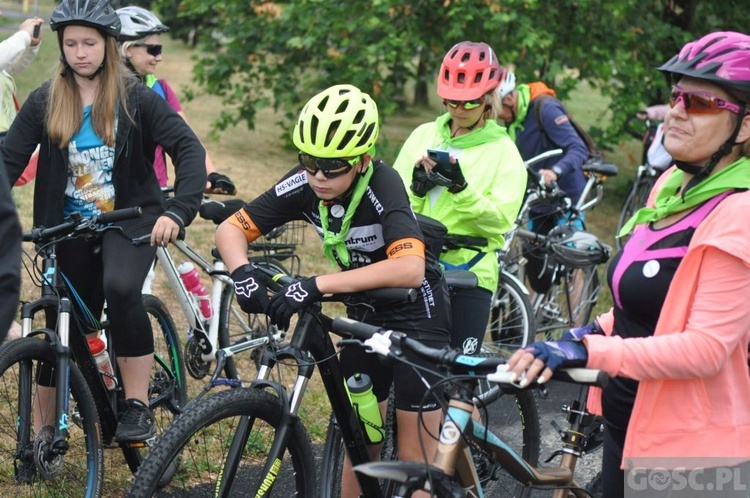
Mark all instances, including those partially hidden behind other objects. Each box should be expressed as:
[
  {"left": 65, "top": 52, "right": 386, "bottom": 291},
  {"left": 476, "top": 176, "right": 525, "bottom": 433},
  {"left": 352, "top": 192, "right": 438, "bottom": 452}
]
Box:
[
  {"left": 658, "top": 31, "right": 750, "bottom": 97},
  {"left": 437, "top": 41, "right": 503, "bottom": 100}
]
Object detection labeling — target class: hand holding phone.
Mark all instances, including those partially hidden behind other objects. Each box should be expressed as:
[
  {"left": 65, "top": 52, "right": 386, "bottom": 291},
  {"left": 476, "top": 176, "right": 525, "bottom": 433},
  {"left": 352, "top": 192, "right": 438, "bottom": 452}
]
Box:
[
  {"left": 427, "top": 149, "right": 451, "bottom": 169},
  {"left": 33, "top": 24, "right": 40, "bottom": 39}
]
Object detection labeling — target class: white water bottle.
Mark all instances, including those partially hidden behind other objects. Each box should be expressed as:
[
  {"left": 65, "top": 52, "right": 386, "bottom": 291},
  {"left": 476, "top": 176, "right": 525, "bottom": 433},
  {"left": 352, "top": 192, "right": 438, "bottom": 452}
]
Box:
[{"left": 88, "top": 335, "right": 116, "bottom": 390}]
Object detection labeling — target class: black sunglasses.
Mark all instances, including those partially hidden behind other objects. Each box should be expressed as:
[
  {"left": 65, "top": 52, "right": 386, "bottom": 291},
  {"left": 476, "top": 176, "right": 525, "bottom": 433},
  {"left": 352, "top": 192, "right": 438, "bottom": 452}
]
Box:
[
  {"left": 134, "top": 43, "right": 163, "bottom": 57},
  {"left": 298, "top": 153, "right": 360, "bottom": 179}
]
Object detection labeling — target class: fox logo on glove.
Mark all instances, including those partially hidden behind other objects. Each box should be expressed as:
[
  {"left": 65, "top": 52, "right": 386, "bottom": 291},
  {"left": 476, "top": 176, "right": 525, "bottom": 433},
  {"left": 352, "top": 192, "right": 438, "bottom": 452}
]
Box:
[
  {"left": 285, "top": 282, "right": 309, "bottom": 303},
  {"left": 234, "top": 277, "right": 260, "bottom": 298}
]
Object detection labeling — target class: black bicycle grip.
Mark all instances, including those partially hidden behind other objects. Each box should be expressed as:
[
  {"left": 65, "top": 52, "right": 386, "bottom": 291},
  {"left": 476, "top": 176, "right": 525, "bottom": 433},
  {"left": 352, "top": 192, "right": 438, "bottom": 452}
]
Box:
[
  {"left": 97, "top": 207, "right": 142, "bottom": 224},
  {"left": 332, "top": 317, "right": 387, "bottom": 341}
]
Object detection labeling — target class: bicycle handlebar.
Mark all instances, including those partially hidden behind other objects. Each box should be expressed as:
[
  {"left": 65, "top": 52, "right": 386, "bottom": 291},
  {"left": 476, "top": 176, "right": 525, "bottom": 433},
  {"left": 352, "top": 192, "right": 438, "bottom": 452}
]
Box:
[
  {"left": 524, "top": 148, "right": 563, "bottom": 168},
  {"left": 332, "top": 317, "right": 608, "bottom": 387},
  {"left": 250, "top": 263, "right": 419, "bottom": 306},
  {"left": 22, "top": 207, "right": 143, "bottom": 244}
]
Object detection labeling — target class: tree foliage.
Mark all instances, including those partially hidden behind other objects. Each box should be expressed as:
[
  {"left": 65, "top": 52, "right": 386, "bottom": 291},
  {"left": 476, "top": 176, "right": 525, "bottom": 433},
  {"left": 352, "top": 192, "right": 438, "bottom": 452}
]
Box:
[{"left": 157, "top": 0, "right": 750, "bottom": 145}]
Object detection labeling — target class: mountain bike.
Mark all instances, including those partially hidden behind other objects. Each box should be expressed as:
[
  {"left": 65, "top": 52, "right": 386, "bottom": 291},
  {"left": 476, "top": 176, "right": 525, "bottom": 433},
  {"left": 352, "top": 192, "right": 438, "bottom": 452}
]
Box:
[
  {"left": 511, "top": 158, "right": 616, "bottom": 340},
  {"left": 333, "top": 317, "right": 609, "bottom": 498},
  {"left": 321, "top": 268, "right": 540, "bottom": 498},
  {"left": 141, "top": 192, "right": 303, "bottom": 385},
  {"left": 0, "top": 208, "right": 187, "bottom": 497},
  {"left": 126, "top": 261, "right": 540, "bottom": 498}
]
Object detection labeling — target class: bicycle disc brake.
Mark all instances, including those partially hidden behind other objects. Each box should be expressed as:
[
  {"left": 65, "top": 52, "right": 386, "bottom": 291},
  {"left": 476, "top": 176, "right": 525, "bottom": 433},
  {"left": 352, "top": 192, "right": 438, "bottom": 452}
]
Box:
[
  {"left": 34, "top": 425, "right": 64, "bottom": 479},
  {"left": 185, "top": 334, "right": 211, "bottom": 379}
]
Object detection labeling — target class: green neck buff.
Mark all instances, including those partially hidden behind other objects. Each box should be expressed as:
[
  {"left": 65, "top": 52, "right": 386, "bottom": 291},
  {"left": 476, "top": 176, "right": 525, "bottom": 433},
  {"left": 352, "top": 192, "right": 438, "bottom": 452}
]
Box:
[
  {"left": 507, "top": 84, "right": 531, "bottom": 141},
  {"left": 618, "top": 156, "right": 750, "bottom": 237},
  {"left": 145, "top": 74, "right": 158, "bottom": 88},
  {"left": 436, "top": 113, "right": 508, "bottom": 148},
  {"left": 318, "top": 165, "right": 374, "bottom": 268}
]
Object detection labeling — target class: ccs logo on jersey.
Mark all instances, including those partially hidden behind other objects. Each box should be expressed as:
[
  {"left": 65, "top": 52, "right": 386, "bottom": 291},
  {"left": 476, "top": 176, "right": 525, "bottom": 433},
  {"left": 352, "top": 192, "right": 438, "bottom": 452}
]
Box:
[
  {"left": 233, "top": 211, "right": 251, "bottom": 231},
  {"left": 387, "top": 242, "right": 413, "bottom": 257}
]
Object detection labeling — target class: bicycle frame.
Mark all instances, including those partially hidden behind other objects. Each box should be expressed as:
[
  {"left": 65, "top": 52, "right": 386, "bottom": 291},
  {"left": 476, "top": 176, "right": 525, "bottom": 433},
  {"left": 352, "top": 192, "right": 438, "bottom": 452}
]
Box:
[
  {"left": 337, "top": 322, "right": 607, "bottom": 498},
  {"left": 245, "top": 307, "right": 384, "bottom": 498},
  {"left": 19, "top": 240, "right": 124, "bottom": 446}
]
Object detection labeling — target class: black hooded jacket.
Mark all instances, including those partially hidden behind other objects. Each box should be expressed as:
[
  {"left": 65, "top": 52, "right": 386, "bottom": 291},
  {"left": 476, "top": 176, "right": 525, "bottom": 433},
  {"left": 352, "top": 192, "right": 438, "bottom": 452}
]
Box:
[{"left": 2, "top": 77, "right": 205, "bottom": 236}]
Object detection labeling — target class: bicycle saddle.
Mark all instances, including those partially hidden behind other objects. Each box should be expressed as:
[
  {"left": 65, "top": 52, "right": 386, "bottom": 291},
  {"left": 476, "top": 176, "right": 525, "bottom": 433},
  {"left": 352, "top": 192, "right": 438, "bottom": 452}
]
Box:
[{"left": 582, "top": 159, "right": 618, "bottom": 177}]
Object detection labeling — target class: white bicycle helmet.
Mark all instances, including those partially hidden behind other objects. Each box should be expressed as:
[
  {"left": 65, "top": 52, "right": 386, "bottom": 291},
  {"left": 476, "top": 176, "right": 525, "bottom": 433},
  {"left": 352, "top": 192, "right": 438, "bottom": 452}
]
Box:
[
  {"left": 116, "top": 6, "right": 169, "bottom": 41},
  {"left": 496, "top": 70, "right": 516, "bottom": 98},
  {"left": 548, "top": 226, "right": 610, "bottom": 268}
]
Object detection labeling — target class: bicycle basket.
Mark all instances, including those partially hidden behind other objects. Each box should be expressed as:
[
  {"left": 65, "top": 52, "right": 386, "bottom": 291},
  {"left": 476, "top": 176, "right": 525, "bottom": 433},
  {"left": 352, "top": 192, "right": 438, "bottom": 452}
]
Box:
[
  {"left": 548, "top": 226, "right": 610, "bottom": 268},
  {"left": 248, "top": 220, "right": 306, "bottom": 259}
]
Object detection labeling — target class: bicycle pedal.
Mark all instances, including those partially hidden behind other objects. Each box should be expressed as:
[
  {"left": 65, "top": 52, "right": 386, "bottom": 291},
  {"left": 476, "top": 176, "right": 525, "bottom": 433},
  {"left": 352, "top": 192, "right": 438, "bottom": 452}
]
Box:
[{"left": 123, "top": 437, "right": 156, "bottom": 449}]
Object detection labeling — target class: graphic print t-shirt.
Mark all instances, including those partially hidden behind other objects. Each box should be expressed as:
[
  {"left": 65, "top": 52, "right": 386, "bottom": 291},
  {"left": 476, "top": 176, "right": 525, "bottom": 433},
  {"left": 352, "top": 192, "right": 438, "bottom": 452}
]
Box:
[{"left": 63, "top": 105, "right": 115, "bottom": 218}]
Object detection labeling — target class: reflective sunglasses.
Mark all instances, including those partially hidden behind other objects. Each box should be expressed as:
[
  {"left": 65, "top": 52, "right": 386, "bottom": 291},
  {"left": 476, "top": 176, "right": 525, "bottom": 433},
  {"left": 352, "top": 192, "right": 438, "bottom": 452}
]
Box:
[
  {"left": 298, "top": 153, "right": 360, "bottom": 179},
  {"left": 443, "top": 97, "right": 485, "bottom": 110},
  {"left": 134, "top": 43, "right": 163, "bottom": 57},
  {"left": 669, "top": 86, "right": 744, "bottom": 115}
]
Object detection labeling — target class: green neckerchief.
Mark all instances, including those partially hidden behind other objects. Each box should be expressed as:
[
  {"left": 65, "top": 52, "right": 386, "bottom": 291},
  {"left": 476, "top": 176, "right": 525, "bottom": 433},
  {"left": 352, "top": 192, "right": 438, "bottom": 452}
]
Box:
[
  {"left": 618, "top": 156, "right": 750, "bottom": 237},
  {"left": 319, "top": 165, "right": 374, "bottom": 268},
  {"left": 507, "top": 84, "right": 531, "bottom": 141},
  {"left": 144, "top": 74, "right": 158, "bottom": 88},
  {"left": 436, "top": 112, "right": 508, "bottom": 148}
]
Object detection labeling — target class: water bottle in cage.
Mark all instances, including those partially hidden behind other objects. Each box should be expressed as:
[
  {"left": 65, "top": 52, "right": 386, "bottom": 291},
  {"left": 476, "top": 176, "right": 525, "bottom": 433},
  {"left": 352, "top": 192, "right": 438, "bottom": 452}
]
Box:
[{"left": 178, "top": 262, "right": 212, "bottom": 320}]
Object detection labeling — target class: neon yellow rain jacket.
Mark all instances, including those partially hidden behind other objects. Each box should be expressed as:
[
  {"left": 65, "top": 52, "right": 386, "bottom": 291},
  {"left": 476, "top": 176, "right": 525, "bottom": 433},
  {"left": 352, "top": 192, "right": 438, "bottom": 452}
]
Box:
[{"left": 393, "top": 114, "right": 527, "bottom": 292}]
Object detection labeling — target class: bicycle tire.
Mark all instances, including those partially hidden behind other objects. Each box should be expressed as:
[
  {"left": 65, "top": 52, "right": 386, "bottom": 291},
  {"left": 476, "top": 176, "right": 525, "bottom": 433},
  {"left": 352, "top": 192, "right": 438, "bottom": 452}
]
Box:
[
  {"left": 616, "top": 177, "right": 654, "bottom": 250},
  {"left": 534, "top": 264, "right": 601, "bottom": 340},
  {"left": 122, "top": 295, "right": 188, "bottom": 484},
  {"left": 126, "top": 387, "right": 315, "bottom": 498},
  {"left": 217, "top": 257, "right": 288, "bottom": 380},
  {"left": 0, "top": 335, "right": 104, "bottom": 497},
  {"left": 484, "top": 271, "right": 534, "bottom": 357},
  {"left": 474, "top": 386, "right": 540, "bottom": 498}
]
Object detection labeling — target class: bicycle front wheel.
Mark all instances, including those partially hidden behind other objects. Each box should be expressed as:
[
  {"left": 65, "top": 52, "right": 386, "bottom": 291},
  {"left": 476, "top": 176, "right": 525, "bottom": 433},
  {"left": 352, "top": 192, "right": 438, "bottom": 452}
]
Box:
[
  {"left": 126, "top": 387, "right": 315, "bottom": 497},
  {"left": 475, "top": 386, "right": 540, "bottom": 498},
  {"left": 0, "top": 336, "right": 104, "bottom": 497},
  {"left": 484, "top": 271, "right": 534, "bottom": 356}
]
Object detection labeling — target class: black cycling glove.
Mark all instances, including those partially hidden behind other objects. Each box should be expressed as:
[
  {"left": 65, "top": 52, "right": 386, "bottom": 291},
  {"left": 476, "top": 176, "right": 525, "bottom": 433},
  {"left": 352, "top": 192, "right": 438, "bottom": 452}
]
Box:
[
  {"left": 410, "top": 165, "right": 435, "bottom": 197},
  {"left": 266, "top": 277, "right": 322, "bottom": 330},
  {"left": 231, "top": 264, "right": 269, "bottom": 314},
  {"left": 207, "top": 172, "right": 237, "bottom": 195},
  {"left": 427, "top": 159, "right": 467, "bottom": 193}
]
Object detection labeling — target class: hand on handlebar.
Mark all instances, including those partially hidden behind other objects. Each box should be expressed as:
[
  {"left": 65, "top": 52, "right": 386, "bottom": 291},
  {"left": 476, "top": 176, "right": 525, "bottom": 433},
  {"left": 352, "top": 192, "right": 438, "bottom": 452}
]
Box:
[
  {"left": 231, "top": 264, "right": 270, "bottom": 313},
  {"left": 150, "top": 215, "right": 181, "bottom": 247},
  {"left": 266, "top": 277, "right": 322, "bottom": 330},
  {"left": 538, "top": 168, "right": 559, "bottom": 186},
  {"left": 206, "top": 172, "right": 237, "bottom": 195},
  {"left": 507, "top": 340, "right": 588, "bottom": 386}
]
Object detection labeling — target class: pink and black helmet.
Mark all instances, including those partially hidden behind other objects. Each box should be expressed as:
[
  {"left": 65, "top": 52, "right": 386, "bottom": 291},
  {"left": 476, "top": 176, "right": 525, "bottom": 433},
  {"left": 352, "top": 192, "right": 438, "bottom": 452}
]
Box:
[
  {"left": 658, "top": 31, "right": 750, "bottom": 99},
  {"left": 437, "top": 42, "right": 504, "bottom": 100}
]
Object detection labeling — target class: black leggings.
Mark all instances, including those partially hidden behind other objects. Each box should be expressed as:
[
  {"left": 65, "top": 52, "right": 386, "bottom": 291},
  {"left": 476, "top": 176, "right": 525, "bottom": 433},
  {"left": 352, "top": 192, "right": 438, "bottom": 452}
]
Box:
[
  {"left": 601, "top": 420, "right": 626, "bottom": 498},
  {"left": 449, "top": 286, "right": 492, "bottom": 354},
  {"left": 54, "top": 230, "right": 157, "bottom": 357}
]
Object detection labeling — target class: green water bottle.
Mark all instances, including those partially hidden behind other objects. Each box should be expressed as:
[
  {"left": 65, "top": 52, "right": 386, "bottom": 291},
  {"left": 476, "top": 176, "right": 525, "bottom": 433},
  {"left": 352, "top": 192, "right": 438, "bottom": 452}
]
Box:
[{"left": 346, "top": 373, "right": 384, "bottom": 444}]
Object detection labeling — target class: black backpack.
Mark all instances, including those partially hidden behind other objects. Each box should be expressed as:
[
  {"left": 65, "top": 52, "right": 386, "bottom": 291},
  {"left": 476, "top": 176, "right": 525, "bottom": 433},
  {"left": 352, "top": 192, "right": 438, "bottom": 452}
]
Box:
[{"left": 533, "top": 94, "right": 605, "bottom": 161}]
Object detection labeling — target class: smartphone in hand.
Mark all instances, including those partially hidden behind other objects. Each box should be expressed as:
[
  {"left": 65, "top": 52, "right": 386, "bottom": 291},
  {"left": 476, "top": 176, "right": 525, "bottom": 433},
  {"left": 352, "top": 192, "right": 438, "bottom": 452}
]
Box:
[
  {"left": 426, "top": 149, "right": 454, "bottom": 177},
  {"left": 33, "top": 24, "right": 41, "bottom": 39}
]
